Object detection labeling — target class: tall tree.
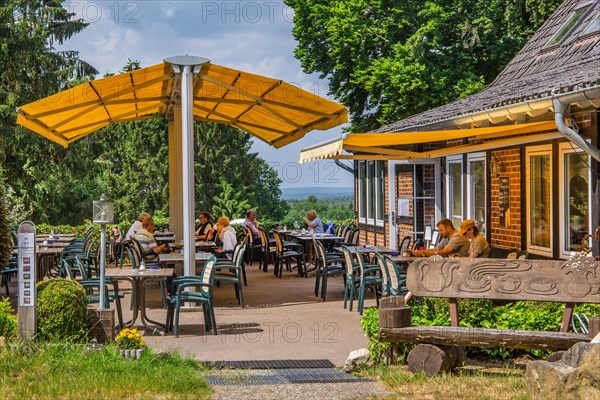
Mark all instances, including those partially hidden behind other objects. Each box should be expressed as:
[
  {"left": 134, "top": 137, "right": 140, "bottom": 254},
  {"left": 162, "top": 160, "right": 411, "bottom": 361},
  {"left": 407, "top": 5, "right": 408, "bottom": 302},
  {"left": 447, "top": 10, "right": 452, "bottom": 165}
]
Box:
[
  {"left": 286, "top": 0, "right": 562, "bottom": 132},
  {"left": 0, "top": 0, "right": 98, "bottom": 223}
]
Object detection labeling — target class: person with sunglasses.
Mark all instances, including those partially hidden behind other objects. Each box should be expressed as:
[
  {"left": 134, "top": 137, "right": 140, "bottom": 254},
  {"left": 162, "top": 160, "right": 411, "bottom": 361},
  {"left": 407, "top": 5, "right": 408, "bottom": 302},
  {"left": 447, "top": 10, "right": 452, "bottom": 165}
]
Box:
[
  {"left": 455, "top": 219, "right": 491, "bottom": 258},
  {"left": 410, "top": 218, "right": 470, "bottom": 257}
]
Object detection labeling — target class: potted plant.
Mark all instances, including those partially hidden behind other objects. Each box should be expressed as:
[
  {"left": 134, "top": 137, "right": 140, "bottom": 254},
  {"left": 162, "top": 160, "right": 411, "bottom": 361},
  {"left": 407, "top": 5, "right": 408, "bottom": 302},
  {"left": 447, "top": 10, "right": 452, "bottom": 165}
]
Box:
[{"left": 115, "top": 328, "right": 145, "bottom": 359}]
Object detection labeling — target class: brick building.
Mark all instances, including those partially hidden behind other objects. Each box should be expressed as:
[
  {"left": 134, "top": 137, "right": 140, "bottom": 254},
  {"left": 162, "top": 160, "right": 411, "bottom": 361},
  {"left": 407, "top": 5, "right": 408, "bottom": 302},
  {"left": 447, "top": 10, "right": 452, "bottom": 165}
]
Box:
[{"left": 300, "top": 0, "right": 600, "bottom": 259}]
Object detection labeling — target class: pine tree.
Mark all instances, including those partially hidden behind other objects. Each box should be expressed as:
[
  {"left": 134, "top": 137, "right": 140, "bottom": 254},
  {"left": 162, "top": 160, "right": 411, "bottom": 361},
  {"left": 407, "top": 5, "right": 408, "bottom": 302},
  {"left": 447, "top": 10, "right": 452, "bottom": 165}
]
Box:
[{"left": 0, "top": 169, "right": 12, "bottom": 269}]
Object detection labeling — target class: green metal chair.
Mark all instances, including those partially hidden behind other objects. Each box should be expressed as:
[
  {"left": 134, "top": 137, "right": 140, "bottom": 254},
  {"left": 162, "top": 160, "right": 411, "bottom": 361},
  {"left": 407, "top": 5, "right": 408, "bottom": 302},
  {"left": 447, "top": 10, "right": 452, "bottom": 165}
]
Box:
[
  {"left": 60, "top": 257, "right": 124, "bottom": 328},
  {"left": 166, "top": 256, "right": 218, "bottom": 337},
  {"left": 341, "top": 246, "right": 381, "bottom": 315},
  {"left": 214, "top": 243, "right": 247, "bottom": 308},
  {"left": 374, "top": 253, "right": 408, "bottom": 297},
  {"left": 313, "top": 239, "right": 345, "bottom": 301}
]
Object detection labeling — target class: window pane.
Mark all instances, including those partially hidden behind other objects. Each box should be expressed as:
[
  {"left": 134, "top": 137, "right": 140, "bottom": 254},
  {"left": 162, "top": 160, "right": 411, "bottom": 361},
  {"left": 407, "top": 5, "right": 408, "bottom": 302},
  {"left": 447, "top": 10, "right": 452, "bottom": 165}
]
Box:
[
  {"left": 565, "top": 153, "right": 589, "bottom": 252},
  {"left": 368, "top": 161, "right": 375, "bottom": 219},
  {"left": 530, "top": 155, "right": 551, "bottom": 248},
  {"left": 583, "top": 13, "right": 599, "bottom": 35},
  {"left": 359, "top": 162, "right": 366, "bottom": 219},
  {"left": 449, "top": 162, "right": 462, "bottom": 228},
  {"left": 546, "top": 6, "right": 590, "bottom": 47},
  {"left": 470, "top": 160, "right": 486, "bottom": 235},
  {"left": 376, "top": 161, "right": 385, "bottom": 221}
]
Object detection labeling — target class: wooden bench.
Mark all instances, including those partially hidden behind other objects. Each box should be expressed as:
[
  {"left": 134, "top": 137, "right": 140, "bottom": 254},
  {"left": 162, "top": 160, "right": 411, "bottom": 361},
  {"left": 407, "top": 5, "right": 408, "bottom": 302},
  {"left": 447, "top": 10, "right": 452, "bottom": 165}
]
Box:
[{"left": 378, "top": 257, "right": 600, "bottom": 375}]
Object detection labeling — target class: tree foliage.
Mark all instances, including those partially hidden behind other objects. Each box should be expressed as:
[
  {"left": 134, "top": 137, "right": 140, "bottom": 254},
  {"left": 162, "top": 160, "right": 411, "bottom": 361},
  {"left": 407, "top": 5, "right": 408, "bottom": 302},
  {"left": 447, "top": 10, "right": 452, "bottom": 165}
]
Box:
[{"left": 286, "top": 0, "right": 562, "bottom": 132}]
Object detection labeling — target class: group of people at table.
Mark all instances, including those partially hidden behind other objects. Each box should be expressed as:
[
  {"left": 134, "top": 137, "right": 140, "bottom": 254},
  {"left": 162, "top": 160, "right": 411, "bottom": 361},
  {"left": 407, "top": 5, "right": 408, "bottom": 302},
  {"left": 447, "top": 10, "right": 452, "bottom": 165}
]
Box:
[
  {"left": 408, "top": 218, "right": 491, "bottom": 259},
  {"left": 120, "top": 208, "right": 328, "bottom": 265}
]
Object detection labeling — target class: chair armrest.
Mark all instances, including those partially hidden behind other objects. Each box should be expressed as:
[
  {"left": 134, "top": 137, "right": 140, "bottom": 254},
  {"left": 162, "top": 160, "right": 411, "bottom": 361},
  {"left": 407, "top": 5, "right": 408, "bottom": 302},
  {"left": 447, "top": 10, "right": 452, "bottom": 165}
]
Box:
[{"left": 176, "top": 282, "right": 212, "bottom": 296}]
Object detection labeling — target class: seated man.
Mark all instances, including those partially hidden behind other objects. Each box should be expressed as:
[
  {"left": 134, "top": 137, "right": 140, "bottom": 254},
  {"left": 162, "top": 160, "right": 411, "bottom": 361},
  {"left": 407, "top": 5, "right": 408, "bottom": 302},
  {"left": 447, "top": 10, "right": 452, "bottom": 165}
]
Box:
[
  {"left": 132, "top": 216, "right": 167, "bottom": 264},
  {"left": 302, "top": 209, "right": 324, "bottom": 233},
  {"left": 126, "top": 211, "right": 150, "bottom": 239},
  {"left": 195, "top": 211, "right": 213, "bottom": 241},
  {"left": 243, "top": 209, "right": 261, "bottom": 245},
  {"left": 410, "top": 218, "right": 470, "bottom": 257}
]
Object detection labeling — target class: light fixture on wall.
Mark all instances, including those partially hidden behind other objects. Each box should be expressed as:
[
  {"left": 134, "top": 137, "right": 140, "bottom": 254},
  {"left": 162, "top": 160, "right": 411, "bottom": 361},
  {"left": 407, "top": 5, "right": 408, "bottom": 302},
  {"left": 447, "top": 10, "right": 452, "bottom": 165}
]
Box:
[{"left": 489, "top": 156, "right": 506, "bottom": 177}]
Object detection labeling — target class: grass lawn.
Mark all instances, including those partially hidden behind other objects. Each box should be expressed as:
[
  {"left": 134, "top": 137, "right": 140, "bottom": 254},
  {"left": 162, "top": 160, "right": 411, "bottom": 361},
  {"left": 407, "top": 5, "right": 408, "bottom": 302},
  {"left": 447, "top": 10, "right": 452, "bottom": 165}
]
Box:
[
  {"left": 0, "top": 344, "right": 211, "bottom": 400},
  {"left": 362, "top": 361, "right": 530, "bottom": 400}
]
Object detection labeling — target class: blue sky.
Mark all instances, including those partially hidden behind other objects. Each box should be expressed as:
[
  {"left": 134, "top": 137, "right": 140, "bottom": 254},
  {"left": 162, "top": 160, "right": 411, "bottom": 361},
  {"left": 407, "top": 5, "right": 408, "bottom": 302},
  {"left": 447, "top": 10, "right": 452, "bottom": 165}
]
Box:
[{"left": 56, "top": 0, "right": 354, "bottom": 188}]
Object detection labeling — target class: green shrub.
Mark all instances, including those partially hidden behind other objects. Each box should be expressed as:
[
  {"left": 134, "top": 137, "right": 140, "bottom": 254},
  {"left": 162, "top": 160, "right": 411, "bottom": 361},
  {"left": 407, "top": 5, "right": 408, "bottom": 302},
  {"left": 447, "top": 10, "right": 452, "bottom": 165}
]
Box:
[
  {"left": 0, "top": 297, "right": 17, "bottom": 341},
  {"left": 361, "top": 298, "right": 600, "bottom": 362},
  {"left": 360, "top": 308, "right": 389, "bottom": 363},
  {"left": 36, "top": 278, "right": 90, "bottom": 342}
]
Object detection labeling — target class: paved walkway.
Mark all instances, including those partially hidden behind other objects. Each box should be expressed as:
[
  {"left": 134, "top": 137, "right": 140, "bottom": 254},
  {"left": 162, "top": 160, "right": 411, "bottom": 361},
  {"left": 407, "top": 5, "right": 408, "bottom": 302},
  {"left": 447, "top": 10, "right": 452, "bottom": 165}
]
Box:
[{"left": 117, "top": 259, "right": 377, "bottom": 366}]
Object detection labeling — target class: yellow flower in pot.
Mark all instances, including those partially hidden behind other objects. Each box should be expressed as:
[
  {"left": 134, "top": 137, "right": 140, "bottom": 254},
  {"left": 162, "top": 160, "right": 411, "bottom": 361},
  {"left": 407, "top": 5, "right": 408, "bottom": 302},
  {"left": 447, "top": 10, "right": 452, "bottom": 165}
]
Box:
[{"left": 116, "top": 328, "right": 145, "bottom": 359}]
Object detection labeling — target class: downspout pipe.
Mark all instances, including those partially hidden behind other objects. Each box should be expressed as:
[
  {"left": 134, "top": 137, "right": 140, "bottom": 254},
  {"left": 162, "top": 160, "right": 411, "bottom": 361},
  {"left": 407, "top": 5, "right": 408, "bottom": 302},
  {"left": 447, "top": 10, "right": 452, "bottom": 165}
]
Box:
[{"left": 553, "top": 98, "right": 600, "bottom": 163}]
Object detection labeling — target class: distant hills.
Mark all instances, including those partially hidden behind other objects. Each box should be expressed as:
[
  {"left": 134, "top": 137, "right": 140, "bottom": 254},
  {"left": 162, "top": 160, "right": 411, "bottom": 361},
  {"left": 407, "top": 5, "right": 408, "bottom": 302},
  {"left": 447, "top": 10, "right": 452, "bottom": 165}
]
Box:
[{"left": 281, "top": 186, "right": 354, "bottom": 200}]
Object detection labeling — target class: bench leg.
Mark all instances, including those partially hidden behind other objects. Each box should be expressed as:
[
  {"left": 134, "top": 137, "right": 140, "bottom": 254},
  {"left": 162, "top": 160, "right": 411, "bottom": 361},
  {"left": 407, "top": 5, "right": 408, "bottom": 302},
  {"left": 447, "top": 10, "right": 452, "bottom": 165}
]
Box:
[{"left": 407, "top": 344, "right": 458, "bottom": 376}]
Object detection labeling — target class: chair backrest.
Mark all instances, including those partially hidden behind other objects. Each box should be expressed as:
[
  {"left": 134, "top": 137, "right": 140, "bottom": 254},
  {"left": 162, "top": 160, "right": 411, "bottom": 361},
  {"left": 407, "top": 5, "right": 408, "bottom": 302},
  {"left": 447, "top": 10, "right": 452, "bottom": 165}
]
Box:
[
  {"left": 355, "top": 251, "right": 370, "bottom": 277},
  {"left": 412, "top": 238, "right": 424, "bottom": 250},
  {"left": 231, "top": 244, "right": 243, "bottom": 265},
  {"left": 340, "top": 246, "right": 357, "bottom": 278},
  {"left": 235, "top": 243, "right": 247, "bottom": 267},
  {"left": 429, "top": 229, "right": 440, "bottom": 249},
  {"left": 384, "top": 255, "right": 406, "bottom": 295},
  {"left": 506, "top": 248, "right": 519, "bottom": 259},
  {"left": 343, "top": 227, "right": 353, "bottom": 243},
  {"left": 374, "top": 253, "right": 390, "bottom": 296},
  {"left": 258, "top": 227, "right": 269, "bottom": 248},
  {"left": 398, "top": 236, "right": 411, "bottom": 253},
  {"left": 73, "top": 257, "right": 88, "bottom": 280},
  {"left": 199, "top": 256, "right": 217, "bottom": 297},
  {"left": 517, "top": 250, "right": 529, "bottom": 259},
  {"left": 125, "top": 239, "right": 142, "bottom": 268},
  {"left": 351, "top": 229, "right": 360, "bottom": 245},
  {"left": 313, "top": 239, "right": 326, "bottom": 268},
  {"left": 59, "top": 259, "right": 74, "bottom": 280},
  {"left": 271, "top": 230, "right": 284, "bottom": 253}
]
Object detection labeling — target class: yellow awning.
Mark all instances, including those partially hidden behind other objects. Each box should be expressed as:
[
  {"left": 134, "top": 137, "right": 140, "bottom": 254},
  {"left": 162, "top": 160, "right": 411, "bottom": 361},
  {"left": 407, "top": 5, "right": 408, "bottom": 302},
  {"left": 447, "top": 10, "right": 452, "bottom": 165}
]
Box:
[
  {"left": 299, "top": 120, "right": 557, "bottom": 163},
  {"left": 17, "top": 62, "right": 348, "bottom": 148}
]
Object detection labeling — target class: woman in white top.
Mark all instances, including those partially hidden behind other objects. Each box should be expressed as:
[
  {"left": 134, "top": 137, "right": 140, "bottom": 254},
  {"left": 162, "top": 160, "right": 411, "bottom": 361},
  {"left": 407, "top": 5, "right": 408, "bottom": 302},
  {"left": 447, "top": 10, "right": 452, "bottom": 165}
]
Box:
[{"left": 214, "top": 216, "right": 237, "bottom": 258}]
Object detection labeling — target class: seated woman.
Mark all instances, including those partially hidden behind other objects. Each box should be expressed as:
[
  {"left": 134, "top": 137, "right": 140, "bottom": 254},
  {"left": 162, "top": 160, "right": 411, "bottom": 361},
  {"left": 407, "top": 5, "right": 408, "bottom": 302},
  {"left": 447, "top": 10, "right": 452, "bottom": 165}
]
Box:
[
  {"left": 456, "top": 219, "right": 491, "bottom": 258},
  {"left": 195, "top": 211, "right": 213, "bottom": 241},
  {"left": 213, "top": 216, "right": 237, "bottom": 258}
]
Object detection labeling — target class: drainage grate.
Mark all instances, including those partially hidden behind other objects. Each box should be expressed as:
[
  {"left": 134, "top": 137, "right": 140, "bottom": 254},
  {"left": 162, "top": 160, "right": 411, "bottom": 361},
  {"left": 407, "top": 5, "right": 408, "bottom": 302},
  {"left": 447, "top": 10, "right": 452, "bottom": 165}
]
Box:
[
  {"left": 277, "top": 368, "right": 372, "bottom": 384},
  {"left": 205, "top": 368, "right": 373, "bottom": 386},
  {"left": 206, "top": 374, "right": 286, "bottom": 386},
  {"left": 207, "top": 359, "right": 336, "bottom": 369}
]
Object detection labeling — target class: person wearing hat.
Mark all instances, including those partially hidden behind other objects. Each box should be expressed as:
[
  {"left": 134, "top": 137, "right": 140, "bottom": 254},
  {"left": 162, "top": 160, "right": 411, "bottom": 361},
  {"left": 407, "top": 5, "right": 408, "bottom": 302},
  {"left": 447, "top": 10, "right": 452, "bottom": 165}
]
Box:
[
  {"left": 410, "top": 218, "right": 470, "bottom": 257},
  {"left": 457, "top": 219, "right": 491, "bottom": 258}
]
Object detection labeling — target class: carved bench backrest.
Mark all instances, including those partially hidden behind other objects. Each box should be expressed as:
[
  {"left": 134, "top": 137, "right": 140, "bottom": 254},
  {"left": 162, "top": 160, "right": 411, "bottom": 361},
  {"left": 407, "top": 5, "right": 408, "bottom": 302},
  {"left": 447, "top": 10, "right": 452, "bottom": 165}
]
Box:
[{"left": 406, "top": 258, "right": 600, "bottom": 304}]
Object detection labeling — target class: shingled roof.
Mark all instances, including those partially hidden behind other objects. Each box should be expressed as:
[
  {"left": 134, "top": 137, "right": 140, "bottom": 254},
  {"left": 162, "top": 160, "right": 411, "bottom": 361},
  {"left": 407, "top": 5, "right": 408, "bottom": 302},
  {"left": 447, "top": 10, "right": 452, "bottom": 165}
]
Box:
[{"left": 374, "top": 0, "right": 600, "bottom": 133}]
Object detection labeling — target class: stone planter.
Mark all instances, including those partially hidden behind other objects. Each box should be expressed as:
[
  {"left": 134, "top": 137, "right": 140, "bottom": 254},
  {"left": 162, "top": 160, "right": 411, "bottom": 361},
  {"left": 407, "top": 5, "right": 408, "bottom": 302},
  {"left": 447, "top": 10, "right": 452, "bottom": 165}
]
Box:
[{"left": 119, "top": 348, "right": 144, "bottom": 360}]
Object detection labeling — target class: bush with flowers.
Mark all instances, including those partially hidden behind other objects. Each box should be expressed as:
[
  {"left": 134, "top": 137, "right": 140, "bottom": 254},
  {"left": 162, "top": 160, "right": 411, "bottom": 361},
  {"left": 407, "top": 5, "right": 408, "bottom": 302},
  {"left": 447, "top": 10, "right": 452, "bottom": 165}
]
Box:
[{"left": 115, "top": 328, "right": 145, "bottom": 350}]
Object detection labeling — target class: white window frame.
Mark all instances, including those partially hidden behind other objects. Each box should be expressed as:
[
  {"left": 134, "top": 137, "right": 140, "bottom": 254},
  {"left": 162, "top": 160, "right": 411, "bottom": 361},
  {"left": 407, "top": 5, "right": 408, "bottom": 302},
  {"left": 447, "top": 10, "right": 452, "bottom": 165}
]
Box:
[
  {"left": 446, "top": 155, "right": 463, "bottom": 226},
  {"left": 358, "top": 161, "right": 366, "bottom": 224},
  {"left": 558, "top": 142, "right": 592, "bottom": 259},
  {"left": 466, "top": 152, "right": 487, "bottom": 235},
  {"left": 375, "top": 161, "right": 385, "bottom": 226},
  {"left": 366, "top": 161, "right": 376, "bottom": 225},
  {"left": 358, "top": 160, "right": 385, "bottom": 226},
  {"left": 526, "top": 144, "right": 553, "bottom": 257}
]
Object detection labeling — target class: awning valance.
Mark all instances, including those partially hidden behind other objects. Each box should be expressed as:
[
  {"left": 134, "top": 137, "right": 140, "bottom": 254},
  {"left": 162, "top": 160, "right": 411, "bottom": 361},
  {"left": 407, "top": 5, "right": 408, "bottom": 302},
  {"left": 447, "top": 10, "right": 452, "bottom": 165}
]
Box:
[
  {"left": 299, "top": 120, "right": 557, "bottom": 163},
  {"left": 17, "top": 61, "right": 348, "bottom": 148}
]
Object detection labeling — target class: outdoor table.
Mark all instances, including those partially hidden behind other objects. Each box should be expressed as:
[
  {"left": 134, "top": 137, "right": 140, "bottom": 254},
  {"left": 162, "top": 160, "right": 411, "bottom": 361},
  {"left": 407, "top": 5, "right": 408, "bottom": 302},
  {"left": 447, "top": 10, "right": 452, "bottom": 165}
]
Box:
[
  {"left": 106, "top": 267, "right": 175, "bottom": 334},
  {"left": 170, "top": 241, "right": 216, "bottom": 249},
  {"left": 155, "top": 236, "right": 175, "bottom": 243},
  {"left": 153, "top": 231, "right": 175, "bottom": 238},
  {"left": 159, "top": 251, "right": 224, "bottom": 275},
  {"left": 36, "top": 237, "right": 75, "bottom": 244},
  {"left": 35, "top": 247, "right": 64, "bottom": 279}
]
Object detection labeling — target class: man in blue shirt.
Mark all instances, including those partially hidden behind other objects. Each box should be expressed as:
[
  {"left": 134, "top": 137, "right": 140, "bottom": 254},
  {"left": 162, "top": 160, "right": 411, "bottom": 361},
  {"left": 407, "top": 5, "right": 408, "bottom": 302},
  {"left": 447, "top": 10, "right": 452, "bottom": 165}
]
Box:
[{"left": 303, "top": 209, "right": 324, "bottom": 233}]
